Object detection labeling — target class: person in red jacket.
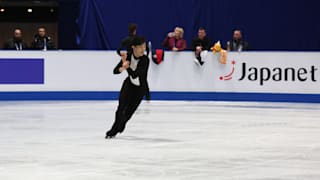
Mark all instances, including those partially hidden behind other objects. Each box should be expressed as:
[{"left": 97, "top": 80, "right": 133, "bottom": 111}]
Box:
[{"left": 162, "top": 27, "right": 187, "bottom": 51}]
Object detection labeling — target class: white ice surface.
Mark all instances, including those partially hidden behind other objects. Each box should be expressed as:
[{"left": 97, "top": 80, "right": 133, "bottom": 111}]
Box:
[{"left": 0, "top": 101, "right": 320, "bottom": 180}]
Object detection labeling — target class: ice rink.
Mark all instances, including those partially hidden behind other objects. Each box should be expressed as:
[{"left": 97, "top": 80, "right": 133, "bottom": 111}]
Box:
[{"left": 0, "top": 100, "right": 320, "bottom": 180}]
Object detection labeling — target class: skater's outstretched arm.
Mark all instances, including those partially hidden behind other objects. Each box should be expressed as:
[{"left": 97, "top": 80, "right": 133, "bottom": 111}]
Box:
[
  {"left": 113, "top": 53, "right": 129, "bottom": 74},
  {"left": 113, "top": 60, "right": 123, "bottom": 74}
]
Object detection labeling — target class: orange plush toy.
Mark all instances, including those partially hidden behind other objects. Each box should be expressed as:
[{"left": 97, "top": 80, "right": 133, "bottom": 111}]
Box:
[{"left": 210, "top": 41, "right": 227, "bottom": 64}]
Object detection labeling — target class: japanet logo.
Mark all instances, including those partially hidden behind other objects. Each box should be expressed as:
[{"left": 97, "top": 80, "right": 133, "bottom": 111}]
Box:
[{"left": 220, "top": 60, "right": 318, "bottom": 85}]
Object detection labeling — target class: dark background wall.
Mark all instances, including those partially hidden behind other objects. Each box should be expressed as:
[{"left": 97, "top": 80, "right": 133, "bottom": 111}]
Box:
[
  {"left": 59, "top": 0, "right": 320, "bottom": 50},
  {"left": 0, "top": 22, "right": 57, "bottom": 49},
  {"left": 58, "top": 0, "right": 79, "bottom": 49},
  {"left": 0, "top": 1, "right": 58, "bottom": 49}
]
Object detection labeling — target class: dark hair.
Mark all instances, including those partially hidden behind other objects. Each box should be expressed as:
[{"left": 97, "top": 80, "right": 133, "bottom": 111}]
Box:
[
  {"left": 131, "top": 36, "right": 146, "bottom": 46},
  {"left": 128, "top": 23, "right": 137, "bottom": 35},
  {"left": 199, "top": 27, "right": 206, "bottom": 31},
  {"left": 233, "top": 28, "right": 242, "bottom": 32},
  {"left": 38, "top": 26, "right": 46, "bottom": 30}
]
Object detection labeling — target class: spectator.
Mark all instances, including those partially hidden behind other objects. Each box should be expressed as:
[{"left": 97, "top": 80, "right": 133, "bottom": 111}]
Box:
[
  {"left": 191, "top": 27, "right": 211, "bottom": 65},
  {"left": 162, "top": 27, "right": 187, "bottom": 51},
  {"left": 117, "top": 23, "right": 149, "bottom": 56},
  {"left": 226, "top": 29, "right": 249, "bottom": 51},
  {"left": 3, "top": 28, "right": 28, "bottom": 50},
  {"left": 31, "top": 26, "right": 55, "bottom": 50},
  {"left": 117, "top": 23, "right": 137, "bottom": 56}
]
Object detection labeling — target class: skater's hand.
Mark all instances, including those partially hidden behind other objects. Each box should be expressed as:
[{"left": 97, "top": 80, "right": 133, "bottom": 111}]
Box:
[
  {"left": 118, "top": 61, "right": 129, "bottom": 72},
  {"left": 122, "top": 61, "right": 130, "bottom": 69}
]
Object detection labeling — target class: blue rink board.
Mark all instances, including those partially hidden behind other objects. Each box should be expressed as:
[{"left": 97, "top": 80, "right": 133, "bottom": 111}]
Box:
[
  {"left": 0, "top": 58, "right": 44, "bottom": 84},
  {"left": 0, "top": 91, "right": 319, "bottom": 103}
]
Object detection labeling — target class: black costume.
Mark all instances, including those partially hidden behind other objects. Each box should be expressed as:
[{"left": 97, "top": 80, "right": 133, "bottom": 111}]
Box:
[
  {"left": 227, "top": 39, "right": 249, "bottom": 51},
  {"left": 106, "top": 53, "right": 150, "bottom": 138},
  {"left": 191, "top": 36, "right": 211, "bottom": 51}
]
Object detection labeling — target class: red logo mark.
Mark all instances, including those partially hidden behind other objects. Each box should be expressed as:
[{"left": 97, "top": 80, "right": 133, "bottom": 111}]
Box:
[{"left": 219, "top": 60, "right": 236, "bottom": 80}]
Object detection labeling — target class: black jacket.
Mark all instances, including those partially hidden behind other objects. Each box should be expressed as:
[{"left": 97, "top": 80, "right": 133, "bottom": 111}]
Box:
[
  {"left": 227, "top": 40, "right": 249, "bottom": 51},
  {"left": 191, "top": 36, "right": 211, "bottom": 51},
  {"left": 116, "top": 35, "right": 136, "bottom": 56},
  {"left": 113, "top": 53, "right": 150, "bottom": 100},
  {"left": 31, "top": 35, "right": 55, "bottom": 50},
  {"left": 3, "top": 38, "right": 28, "bottom": 50}
]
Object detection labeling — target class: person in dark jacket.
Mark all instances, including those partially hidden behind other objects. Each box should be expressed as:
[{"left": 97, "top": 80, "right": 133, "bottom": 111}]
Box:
[
  {"left": 116, "top": 23, "right": 137, "bottom": 56},
  {"left": 106, "top": 36, "right": 150, "bottom": 139},
  {"left": 117, "top": 23, "right": 149, "bottom": 57},
  {"left": 226, "top": 29, "right": 249, "bottom": 51},
  {"left": 191, "top": 27, "right": 211, "bottom": 65},
  {"left": 3, "top": 28, "right": 28, "bottom": 50},
  {"left": 31, "top": 27, "right": 55, "bottom": 50}
]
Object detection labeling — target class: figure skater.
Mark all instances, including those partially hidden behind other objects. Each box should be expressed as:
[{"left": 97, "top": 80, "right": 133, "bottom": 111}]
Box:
[{"left": 106, "top": 36, "right": 150, "bottom": 138}]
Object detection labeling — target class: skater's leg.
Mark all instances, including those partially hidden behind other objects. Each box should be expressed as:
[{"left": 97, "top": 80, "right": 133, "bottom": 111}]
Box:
[
  {"left": 118, "top": 88, "right": 145, "bottom": 133},
  {"left": 106, "top": 80, "right": 131, "bottom": 138}
]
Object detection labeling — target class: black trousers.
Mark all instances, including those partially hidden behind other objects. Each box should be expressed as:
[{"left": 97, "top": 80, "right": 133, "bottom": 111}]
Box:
[{"left": 109, "top": 78, "right": 146, "bottom": 133}]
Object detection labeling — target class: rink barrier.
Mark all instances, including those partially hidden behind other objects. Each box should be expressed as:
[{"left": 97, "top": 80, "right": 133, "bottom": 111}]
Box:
[
  {"left": 0, "top": 91, "right": 319, "bottom": 103},
  {"left": 0, "top": 51, "right": 319, "bottom": 103}
]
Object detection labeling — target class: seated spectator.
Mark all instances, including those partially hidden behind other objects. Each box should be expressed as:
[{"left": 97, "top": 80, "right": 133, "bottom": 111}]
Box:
[
  {"left": 191, "top": 27, "right": 211, "bottom": 65},
  {"left": 162, "top": 27, "right": 186, "bottom": 51},
  {"left": 3, "top": 28, "right": 28, "bottom": 50},
  {"left": 226, "top": 29, "right": 249, "bottom": 51},
  {"left": 31, "top": 26, "right": 55, "bottom": 50}
]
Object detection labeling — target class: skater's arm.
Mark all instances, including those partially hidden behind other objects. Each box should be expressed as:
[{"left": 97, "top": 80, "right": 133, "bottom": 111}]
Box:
[
  {"left": 113, "top": 61, "right": 129, "bottom": 74},
  {"left": 113, "top": 53, "right": 129, "bottom": 74},
  {"left": 113, "top": 60, "right": 123, "bottom": 74}
]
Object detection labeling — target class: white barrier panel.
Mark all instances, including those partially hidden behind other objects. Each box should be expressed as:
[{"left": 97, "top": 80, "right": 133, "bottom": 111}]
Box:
[
  {"left": 0, "top": 51, "right": 319, "bottom": 102},
  {"left": 0, "top": 51, "right": 123, "bottom": 91},
  {"left": 149, "top": 51, "right": 319, "bottom": 93}
]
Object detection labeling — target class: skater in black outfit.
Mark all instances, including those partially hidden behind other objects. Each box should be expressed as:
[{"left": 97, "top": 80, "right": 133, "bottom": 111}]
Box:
[{"left": 106, "top": 36, "right": 150, "bottom": 138}]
